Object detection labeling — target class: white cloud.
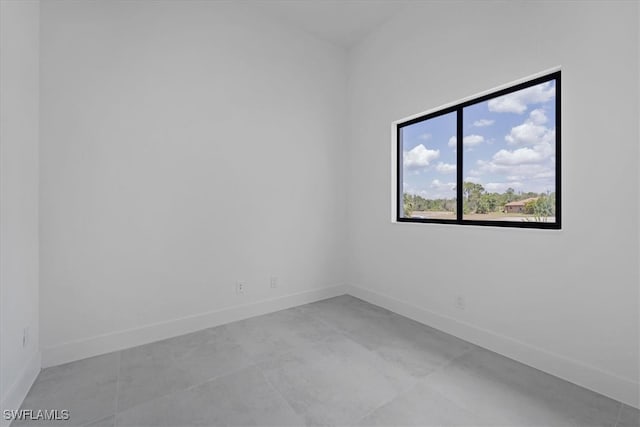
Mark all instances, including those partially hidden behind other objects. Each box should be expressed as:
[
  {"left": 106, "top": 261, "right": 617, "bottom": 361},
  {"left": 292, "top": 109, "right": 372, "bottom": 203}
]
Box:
[
  {"left": 431, "top": 102, "right": 557, "bottom": 195},
  {"left": 403, "top": 144, "right": 440, "bottom": 170},
  {"left": 472, "top": 115, "right": 557, "bottom": 195},
  {"left": 493, "top": 147, "right": 540, "bottom": 165},
  {"left": 529, "top": 109, "right": 548, "bottom": 125},
  {"left": 419, "top": 133, "right": 432, "bottom": 140},
  {"left": 485, "top": 182, "right": 524, "bottom": 193},
  {"left": 430, "top": 179, "right": 456, "bottom": 193},
  {"left": 431, "top": 179, "right": 456, "bottom": 190},
  {"left": 467, "top": 150, "right": 556, "bottom": 192},
  {"left": 488, "top": 82, "right": 555, "bottom": 114},
  {"left": 473, "top": 119, "right": 494, "bottom": 127},
  {"left": 534, "top": 170, "right": 554, "bottom": 179},
  {"left": 463, "top": 134, "right": 484, "bottom": 147},
  {"left": 505, "top": 109, "right": 554, "bottom": 146},
  {"left": 476, "top": 160, "right": 553, "bottom": 176},
  {"left": 474, "top": 159, "right": 555, "bottom": 194},
  {"left": 492, "top": 141, "right": 554, "bottom": 165},
  {"left": 435, "top": 162, "right": 456, "bottom": 174},
  {"left": 404, "top": 181, "right": 455, "bottom": 200},
  {"left": 448, "top": 134, "right": 484, "bottom": 147}
]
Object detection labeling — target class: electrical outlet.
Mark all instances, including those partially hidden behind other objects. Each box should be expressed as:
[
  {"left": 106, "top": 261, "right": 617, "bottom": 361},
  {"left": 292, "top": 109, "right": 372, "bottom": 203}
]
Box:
[
  {"left": 236, "top": 281, "right": 245, "bottom": 295},
  {"left": 455, "top": 296, "right": 466, "bottom": 310},
  {"left": 270, "top": 276, "right": 278, "bottom": 289}
]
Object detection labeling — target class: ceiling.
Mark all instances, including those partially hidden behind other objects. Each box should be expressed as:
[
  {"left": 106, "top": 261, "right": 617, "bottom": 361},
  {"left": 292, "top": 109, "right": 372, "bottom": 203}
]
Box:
[{"left": 250, "top": 0, "right": 409, "bottom": 48}]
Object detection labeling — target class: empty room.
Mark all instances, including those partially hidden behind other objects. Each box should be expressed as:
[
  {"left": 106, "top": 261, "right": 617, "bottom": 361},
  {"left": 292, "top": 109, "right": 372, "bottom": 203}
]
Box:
[{"left": 1, "top": 0, "right": 639, "bottom": 426}]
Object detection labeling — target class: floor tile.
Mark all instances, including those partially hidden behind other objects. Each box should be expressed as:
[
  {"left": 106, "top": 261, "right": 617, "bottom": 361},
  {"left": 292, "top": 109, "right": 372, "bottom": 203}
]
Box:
[
  {"left": 617, "top": 404, "right": 640, "bottom": 427},
  {"left": 116, "top": 325, "right": 253, "bottom": 411},
  {"left": 223, "top": 306, "right": 335, "bottom": 363},
  {"left": 261, "top": 333, "right": 415, "bottom": 426},
  {"left": 16, "top": 353, "right": 119, "bottom": 427},
  {"left": 357, "top": 379, "right": 492, "bottom": 426},
  {"left": 300, "top": 296, "right": 473, "bottom": 378},
  {"left": 16, "top": 297, "right": 633, "bottom": 427},
  {"left": 115, "top": 366, "right": 303, "bottom": 427},
  {"left": 296, "top": 295, "right": 396, "bottom": 334},
  {"left": 422, "top": 348, "right": 621, "bottom": 426},
  {"left": 345, "top": 310, "right": 474, "bottom": 377}
]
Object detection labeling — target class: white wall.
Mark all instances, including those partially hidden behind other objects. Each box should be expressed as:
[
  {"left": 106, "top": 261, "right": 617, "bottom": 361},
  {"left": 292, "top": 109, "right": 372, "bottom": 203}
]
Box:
[
  {"left": 34, "top": 0, "right": 640, "bottom": 408},
  {"left": 0, "top": 0, "right": 41, "bottom": 418},
  {"left": 39, "top": 0, "right": 348, "bottom": 365},
  {"left": 347, "top": 0, "right": 639, "bottom": 407}
]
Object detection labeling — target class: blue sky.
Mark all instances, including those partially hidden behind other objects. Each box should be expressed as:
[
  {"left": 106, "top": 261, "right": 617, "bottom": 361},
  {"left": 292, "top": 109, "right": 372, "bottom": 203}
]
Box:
[{"left": 402, "top": 80, "right": 556, "bottom": 199}]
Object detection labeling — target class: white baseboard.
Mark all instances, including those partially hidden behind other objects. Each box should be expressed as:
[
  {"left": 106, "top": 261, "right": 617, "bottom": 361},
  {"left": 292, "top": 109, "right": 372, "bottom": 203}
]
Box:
[
  {"left": 347, "top": 284, "right": 639, "bottom": 409},
  {"left": 1, "top": 351, "right": 41, "bottom": 427},
  {"left": 42, "top": 285, "right": 346, "bottom": 368}
]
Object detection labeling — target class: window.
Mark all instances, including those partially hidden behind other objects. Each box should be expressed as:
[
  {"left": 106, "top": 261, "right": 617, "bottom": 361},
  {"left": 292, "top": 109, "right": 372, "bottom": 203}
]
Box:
[{"left": 396, "top": 71, "right": 560, "bottom": 229}]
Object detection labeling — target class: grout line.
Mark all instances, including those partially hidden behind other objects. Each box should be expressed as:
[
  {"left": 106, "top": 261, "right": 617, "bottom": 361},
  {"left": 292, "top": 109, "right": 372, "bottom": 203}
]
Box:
[
  {"left": 260, "top": 370, "right": 306, "bottom": 424},
  {"left": 354, "top": 345, "right": 476, "bottom": 426},
  {"left": 113, "top": 360, "right": 260, "bottom": 417},
  {"left": 113, "top": 350, "right": 122, "bottom": 414},
  {"left": 111, "top": 306, "right": 342, "bottom": 419},
  {"left": 267, "top": 302, "right": 408, "bottom": 425},
  {"left": 75, "top": 352, "right": 121, "bottom": 427},
  {"left": 613, "top": 401, "right": 623, "bottom": 427},
  {"left": 423, "top": 345, "right": 476, "bottom": 381},
  {"left": 291, "top": 305, "right": 346, "bottom": 336},
  {"left": 354, "top": 384, "right": 407, "bottom": 425}
]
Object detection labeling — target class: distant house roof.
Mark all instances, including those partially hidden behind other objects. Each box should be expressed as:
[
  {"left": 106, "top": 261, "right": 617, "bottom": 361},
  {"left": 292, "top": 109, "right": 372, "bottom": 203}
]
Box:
[{"left": 504, "top": 197, "right": 538, "bottom": 207}]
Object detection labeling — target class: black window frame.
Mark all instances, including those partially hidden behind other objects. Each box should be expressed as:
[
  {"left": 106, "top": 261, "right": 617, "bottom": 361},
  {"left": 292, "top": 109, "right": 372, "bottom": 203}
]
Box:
[{"left": 396, "top": 71, "right": 561, "bottom": 230}]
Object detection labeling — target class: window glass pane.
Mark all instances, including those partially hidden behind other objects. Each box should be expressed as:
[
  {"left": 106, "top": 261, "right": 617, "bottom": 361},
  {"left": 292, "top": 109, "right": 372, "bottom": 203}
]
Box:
[
  {"left": 462, "top": 80, "right": 557, "bottom": 223},
  {"left": 400, "top": 111, "right": 457, "bottom": 220}
]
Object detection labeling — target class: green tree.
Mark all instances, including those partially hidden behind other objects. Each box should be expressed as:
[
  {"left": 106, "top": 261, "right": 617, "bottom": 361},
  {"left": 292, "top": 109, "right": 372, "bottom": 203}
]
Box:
[
  {"left": 403, "top": 193, "right": 414, "bottom": 218},
  {"left": 524, "top": 199, "right": 537, "bottom": 214},
  {"left": 463, "top": 182, "right": 485, "bottom": 213},
  {"left": 533, "top": 194, "right": 554, "bottom": 217},
  {"left": 505, "top": 187, "right": 516, "bottom": 203}
]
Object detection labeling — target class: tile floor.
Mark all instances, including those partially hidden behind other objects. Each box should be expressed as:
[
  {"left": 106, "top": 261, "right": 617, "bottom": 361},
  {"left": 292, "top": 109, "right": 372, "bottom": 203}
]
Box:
[{"left": 15, "top": 295, "right": 640, "bottom": 426}]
